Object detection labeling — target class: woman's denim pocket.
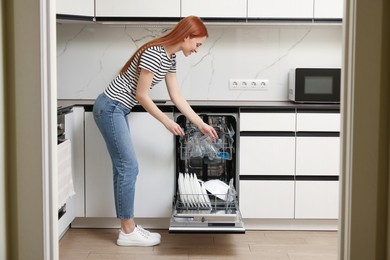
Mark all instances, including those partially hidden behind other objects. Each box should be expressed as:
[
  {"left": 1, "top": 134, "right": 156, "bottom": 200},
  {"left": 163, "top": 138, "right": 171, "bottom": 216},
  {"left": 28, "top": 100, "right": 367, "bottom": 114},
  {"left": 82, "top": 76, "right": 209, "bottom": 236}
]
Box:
[{"left": 93, "top": 93, "right": 113, "bottom": 120}]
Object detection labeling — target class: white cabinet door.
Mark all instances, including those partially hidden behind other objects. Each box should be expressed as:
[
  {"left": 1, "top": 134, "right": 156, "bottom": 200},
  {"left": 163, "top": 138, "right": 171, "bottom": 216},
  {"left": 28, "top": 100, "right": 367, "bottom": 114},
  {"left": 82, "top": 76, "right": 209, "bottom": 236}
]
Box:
[
  {"left": 85, "top": 112, "right": 115, "bottom": 217},
  {"left": 57, "top": 0, "right": 94, "bottom": 17},
  {"left": 248, "top": 0, "right": 313, "bottom": 19},
  {"left": 295, "top": 181, "right": 339, "bottom": 219},
  {"left": 95, "top": 0, "right": 180, "bottom": 17},
  {"left": 85, "top": 111, "right": 175, "bottom": 218},
  {"left": 128, "top": 112, "right": 175, "bottom": 218},
  {"left": 59, "top": 107, "right": 85, "bottom": 237},
  {"left": 296, "top": 136, "right": 340, "bottom": 176},
  {"left": 64, "top": 107, "right": 85, "bottom": 218},
  {"left": 314, "top": 0, "right": 343, "bottom": 19},
  {"left": 240, "top": 136, "right": 295, "bottom": 175},
  {"left": 240, "top": 112, "right": 296, "bottom": 132},
  {"left": 297, "top": 113, "right": 340, "bottom": 132},
  {"left": 181, "top": 0, "right": 246, "bottom": 18},
  {"left": 240, "top": 180, "right": 295, "bottom": 218}
]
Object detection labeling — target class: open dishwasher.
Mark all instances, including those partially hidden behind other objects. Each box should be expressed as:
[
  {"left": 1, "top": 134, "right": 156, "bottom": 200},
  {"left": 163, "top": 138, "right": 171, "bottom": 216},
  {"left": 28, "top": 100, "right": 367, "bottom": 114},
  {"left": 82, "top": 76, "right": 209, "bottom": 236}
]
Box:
[{"left": 169, "top": 112, "right": 245, "bottom": 233}]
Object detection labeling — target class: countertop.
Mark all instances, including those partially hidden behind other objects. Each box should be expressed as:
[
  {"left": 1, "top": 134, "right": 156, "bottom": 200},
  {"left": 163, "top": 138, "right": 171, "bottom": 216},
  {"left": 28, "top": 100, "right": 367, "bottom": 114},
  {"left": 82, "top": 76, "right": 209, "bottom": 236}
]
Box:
[{"left": 58, "top": 99, "right": 340, "bottom": 111}]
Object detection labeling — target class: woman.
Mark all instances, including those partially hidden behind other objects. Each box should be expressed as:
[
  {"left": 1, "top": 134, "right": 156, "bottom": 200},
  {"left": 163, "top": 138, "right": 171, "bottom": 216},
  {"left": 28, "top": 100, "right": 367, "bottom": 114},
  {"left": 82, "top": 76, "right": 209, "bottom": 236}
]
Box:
[{"left": 93, "top": 16, "right": 218, "bottom": 247}]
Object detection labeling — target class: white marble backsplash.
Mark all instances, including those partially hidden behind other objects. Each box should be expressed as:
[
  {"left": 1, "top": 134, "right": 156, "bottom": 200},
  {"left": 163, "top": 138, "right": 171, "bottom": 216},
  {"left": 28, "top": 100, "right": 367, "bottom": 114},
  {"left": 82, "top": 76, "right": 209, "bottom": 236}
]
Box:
[{"left": 57, "top": 23, "right": 342, "bottom": 101}]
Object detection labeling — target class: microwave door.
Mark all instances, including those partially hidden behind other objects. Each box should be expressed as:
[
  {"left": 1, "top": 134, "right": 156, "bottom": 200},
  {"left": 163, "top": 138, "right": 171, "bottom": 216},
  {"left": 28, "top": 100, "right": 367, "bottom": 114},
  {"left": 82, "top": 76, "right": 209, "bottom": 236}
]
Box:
[{"left": 291, "top": 68, "right": 341, "bottom": 103}]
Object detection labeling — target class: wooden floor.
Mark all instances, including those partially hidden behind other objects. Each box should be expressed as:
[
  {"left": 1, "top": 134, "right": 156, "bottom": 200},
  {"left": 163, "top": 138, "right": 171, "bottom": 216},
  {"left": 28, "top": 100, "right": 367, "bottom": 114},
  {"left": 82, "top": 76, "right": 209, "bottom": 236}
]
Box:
[{"left": 59, "top": 228, "right": 338, "bottom": 260}]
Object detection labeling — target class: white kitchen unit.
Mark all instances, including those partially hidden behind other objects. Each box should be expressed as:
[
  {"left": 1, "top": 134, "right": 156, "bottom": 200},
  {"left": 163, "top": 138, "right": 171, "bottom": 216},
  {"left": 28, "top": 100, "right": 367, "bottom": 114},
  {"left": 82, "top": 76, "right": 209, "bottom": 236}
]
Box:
[
  {"left": 239, "top": 108, "right": 296, "bottom": 219},
  {"left": 84, "top": 110, "right": 175, "bottom": 219},
  {"left": 295, "top": 111, "right": 340, "bottom": 176},
  {"left": 240, "top": 180, "right": 295, "bottom": 218},
  {"left": 294, "top": 109, "right": 340, "bottom": 219},
  {"left": 296, "top": 136, "right": 340, "bottom": 176},
  {"left": 181, "top": 0, "right": 247, "bottom": 18},
  {"left": 314, "top": 0, "right": 344, "bottom": 19},
  {"left": 95, "top": 0, "right": 180, "bottom": 18},
  {"left": 239, "top": 107, "right": 340, "bottom": 225},
  {"left": 296, "top": 112, "right": 340, "bottom": 132},
  {"left": 247, "top": 0, "right": 314, "bottom": 19},
  {"left": 58, "top": 107, "right": 85, "bottom": 238},
  {"left": 240, "top": 136, "right": 295, "bottom": 176},
  {"left": 56, "top": 0, "right": 94, "bottom": 17},
  {"left": 295, "top": 180, "right": 339, "bottom": 219},
  {"left": 240, "top": 112, "right": 296, "bottom": 132}
]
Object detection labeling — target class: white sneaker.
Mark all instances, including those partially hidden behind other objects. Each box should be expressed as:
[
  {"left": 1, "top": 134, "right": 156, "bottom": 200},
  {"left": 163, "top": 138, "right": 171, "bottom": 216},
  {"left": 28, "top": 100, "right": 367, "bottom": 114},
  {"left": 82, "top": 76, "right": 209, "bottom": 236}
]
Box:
[
  {"left": 117, "top": 226, "right": 160, "bottom": 247},
  {"left": 136, "top": 225, "right": 161, "bottom": 240}
]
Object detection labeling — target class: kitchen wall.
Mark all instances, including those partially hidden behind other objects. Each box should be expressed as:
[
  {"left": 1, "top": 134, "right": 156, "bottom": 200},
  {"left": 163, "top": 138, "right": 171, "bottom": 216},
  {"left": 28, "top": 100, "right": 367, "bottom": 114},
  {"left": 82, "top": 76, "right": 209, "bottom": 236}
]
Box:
[{"left": 57, "top": 23, "right": 342, "bottom": 101}]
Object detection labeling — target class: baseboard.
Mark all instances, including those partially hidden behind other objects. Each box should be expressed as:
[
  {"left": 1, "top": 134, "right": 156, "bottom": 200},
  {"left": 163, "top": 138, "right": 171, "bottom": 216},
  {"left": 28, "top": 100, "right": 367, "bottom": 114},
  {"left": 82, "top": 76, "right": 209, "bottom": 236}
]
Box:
[{"left": 70, "top": 217, "right": 338, "bottom": 231}]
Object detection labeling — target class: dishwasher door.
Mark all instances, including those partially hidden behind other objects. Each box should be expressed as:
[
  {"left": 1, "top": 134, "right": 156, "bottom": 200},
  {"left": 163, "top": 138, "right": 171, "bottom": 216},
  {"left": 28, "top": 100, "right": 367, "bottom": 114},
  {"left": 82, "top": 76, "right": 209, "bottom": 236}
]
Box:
[{"left": 169, "top": 113, "right": 245, "bottom": 233}]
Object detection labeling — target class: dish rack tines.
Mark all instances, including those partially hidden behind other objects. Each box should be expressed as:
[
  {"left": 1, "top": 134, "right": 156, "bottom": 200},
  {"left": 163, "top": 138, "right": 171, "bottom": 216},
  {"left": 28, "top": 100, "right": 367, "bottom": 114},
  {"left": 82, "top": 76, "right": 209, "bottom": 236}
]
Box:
[{"left": 175, "top": 193, "right": 239, "bottom": 212}]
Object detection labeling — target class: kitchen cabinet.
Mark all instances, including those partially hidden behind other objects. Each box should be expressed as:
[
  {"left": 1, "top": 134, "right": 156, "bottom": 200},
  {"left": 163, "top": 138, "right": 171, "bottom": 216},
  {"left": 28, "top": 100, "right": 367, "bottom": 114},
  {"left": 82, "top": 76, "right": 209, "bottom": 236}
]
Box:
[
  {"left": 84, "top": 110, "right": 175, "bottom": 218},
  {"left": 295, "top": 181, "right": 339, "bottom": 219},
  {"left": 57, "top": 0, "right": 342, "bottom": 22},
  {"left": 247, "top": 0, "right": 314, "bottom": 20},
  {"left": 240, "top": 180, "right": 295, "bottom": 218},
  {"left": 294, "top": 109, "right": 340, "bottom": 219},
  {"left": 239, "top": 108, "right": 296, "bottom": 219},
  {"left": 240, "top": 136, "right": 295, "bottom": 176},
  {"left": 240, "top": 112, "right": 296, "bottom": 131},
  {"left": 239, "top": 107, "right": 340, "bottom": 221},
  {"left": 314, "top": 0, "right": 343, "bottom": 20},
  {"left": 95, "top": 0, "right": 180, "bottom": 18},
  {"left": 181, "top": 0, "right": 246, "bottom": 18},
  {"left": 59, "top": 107, "right": 85, "bottom": 237},
  {"left": 295, "top": 111, "right": 340, "bottom": 176},
  {"left": 296, "top": 136, "right": 340, "bottom": 176},
  {"left": 296, "top": 112, "right": 340, "bottom": 132},
  {"left": 57, "top": 0, "right": 94, "bottom": 17}
]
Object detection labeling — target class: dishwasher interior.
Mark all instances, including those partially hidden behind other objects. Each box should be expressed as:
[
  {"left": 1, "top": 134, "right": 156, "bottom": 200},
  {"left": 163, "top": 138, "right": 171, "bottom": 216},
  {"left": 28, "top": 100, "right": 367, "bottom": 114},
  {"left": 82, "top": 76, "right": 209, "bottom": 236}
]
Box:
[{"left": 169, "top": 113, "right": 245, "bottom": 233}]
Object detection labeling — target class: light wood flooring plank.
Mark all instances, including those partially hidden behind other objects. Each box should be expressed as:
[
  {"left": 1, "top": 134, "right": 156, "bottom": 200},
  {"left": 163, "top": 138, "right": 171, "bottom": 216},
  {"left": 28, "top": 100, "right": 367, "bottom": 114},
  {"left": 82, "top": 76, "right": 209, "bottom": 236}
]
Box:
[{"left": 59, "top": 228, "right": 338, "bottom": 260}]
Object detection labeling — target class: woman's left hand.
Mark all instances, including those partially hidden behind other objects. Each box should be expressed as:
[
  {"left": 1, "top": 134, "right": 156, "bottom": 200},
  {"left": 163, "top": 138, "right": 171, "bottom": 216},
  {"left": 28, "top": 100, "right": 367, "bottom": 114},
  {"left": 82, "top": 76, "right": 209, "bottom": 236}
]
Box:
[{"left": 198, "top": 122, "right": 219, "bottom": 140}]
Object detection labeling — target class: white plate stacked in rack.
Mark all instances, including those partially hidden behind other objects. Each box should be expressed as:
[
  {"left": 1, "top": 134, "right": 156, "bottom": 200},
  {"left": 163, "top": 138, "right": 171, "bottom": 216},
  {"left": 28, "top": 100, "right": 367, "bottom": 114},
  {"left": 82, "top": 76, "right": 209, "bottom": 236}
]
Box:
[{"left": 178, "top": 172, "right": 211, "bottom": 208}]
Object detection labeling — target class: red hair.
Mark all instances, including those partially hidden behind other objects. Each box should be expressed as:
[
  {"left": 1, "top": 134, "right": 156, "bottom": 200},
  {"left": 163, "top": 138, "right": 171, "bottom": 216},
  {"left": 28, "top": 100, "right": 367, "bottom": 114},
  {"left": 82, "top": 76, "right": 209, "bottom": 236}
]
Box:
[{"left": 120, "top": 16, "right": 208, "bottom": 74}]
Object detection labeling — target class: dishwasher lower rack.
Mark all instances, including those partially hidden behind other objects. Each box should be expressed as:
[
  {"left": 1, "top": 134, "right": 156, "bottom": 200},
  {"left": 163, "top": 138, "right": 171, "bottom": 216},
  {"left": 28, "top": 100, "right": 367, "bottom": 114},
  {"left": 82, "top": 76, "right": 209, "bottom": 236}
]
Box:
[{"left": 169, "top": 192, "right": 245, "bottom": 233}]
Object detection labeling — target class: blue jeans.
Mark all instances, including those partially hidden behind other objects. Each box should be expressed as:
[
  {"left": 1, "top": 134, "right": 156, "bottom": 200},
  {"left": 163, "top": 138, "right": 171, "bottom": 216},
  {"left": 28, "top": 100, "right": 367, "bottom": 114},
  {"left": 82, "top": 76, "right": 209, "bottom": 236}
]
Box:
[{"left": 93, "top": 93, "right": 138, "bottom": 220}]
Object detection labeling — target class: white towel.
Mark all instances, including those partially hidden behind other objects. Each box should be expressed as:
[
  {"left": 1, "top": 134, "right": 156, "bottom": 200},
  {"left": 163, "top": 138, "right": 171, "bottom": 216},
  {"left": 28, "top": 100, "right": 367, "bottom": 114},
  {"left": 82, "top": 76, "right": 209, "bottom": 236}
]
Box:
[{"left": 58, "top": 139, "right": 76, "bottom": 210}]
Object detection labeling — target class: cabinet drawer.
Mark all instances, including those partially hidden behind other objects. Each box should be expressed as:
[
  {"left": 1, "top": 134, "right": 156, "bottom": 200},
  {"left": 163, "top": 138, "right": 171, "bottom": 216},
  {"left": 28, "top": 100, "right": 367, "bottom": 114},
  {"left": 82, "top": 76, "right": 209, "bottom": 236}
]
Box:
[
  {"left": 296, "top": 136, "right": 340, "bottom": 176},
  {"left": 240, "top": 113, "right": 296, "bottom": 132},
  {"left": 57, "top": 0, "right": 94, "bottom": 16},
  {"left": 240, "top": 136, "right": 295, "bottom": 175},
  {"left": 248, "top": 0, "right": 313, "bottom": 19},
  {"left": 297, "top": 113, "right": 340, "bottom": 132},
  {"left": 239, "top": 180, "right": 294, "bottom": 219},
  {"left": 314, "top": 0, "right": 343, "bottom": 19},
  {"left": 182, "top": 0, "right": 246, "bottom": 18},
  {"left": 96, "top": 0, "right": 180, "bottom": 17},
  {"left": 295, "top": 181, "right": 339, "bottom": 219}
]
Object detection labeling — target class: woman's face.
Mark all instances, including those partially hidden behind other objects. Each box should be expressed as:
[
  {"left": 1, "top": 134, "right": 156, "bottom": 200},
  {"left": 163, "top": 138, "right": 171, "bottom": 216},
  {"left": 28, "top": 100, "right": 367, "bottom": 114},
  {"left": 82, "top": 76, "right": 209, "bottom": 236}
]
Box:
[{"left": 182, "top": 36, "right": 207, "bottom": 57}]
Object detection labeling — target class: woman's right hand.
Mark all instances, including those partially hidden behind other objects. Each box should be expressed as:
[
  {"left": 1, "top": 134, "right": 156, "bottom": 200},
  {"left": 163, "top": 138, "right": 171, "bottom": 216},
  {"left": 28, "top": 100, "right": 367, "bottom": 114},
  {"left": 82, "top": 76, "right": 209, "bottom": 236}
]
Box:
[
  {"left": 198, "top": 122, "right": 219, "bottom": 140},
  {"left": 163, "top": 119, "right": 185, "bottom": 136}
]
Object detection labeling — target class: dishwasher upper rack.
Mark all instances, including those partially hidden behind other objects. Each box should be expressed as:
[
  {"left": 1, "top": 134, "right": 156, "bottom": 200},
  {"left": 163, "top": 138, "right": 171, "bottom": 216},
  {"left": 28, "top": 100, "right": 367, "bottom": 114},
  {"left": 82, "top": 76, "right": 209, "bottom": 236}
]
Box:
[{"left": 179, "top": 125, "right": 235, "bottom": 160}]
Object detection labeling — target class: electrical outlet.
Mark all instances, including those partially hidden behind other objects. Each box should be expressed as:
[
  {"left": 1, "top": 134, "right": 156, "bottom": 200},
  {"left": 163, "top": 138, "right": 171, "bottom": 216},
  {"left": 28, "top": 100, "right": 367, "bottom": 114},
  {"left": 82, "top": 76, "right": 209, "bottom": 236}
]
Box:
[
  {"left": 252, "top": 79, "right": 269, "bottom": 90},
  {"left": 229, "top": 79, "right": 269, "bottom": 90},
  {"left": 229, "top": 79, "right": 251, "bottom": 90}
]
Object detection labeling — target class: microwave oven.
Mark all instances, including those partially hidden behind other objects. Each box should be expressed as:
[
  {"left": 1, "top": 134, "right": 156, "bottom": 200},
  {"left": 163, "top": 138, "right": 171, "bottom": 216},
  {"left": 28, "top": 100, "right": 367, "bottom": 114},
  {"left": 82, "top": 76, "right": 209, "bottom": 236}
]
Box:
[{"left": 288, "top": 68, "right": 341, "bottom": 103}]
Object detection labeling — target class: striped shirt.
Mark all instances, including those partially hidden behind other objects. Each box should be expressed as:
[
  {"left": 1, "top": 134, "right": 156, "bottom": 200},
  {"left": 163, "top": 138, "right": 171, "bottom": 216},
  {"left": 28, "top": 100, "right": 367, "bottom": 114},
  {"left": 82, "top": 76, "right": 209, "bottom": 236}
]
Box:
[{"left": 104, "top": 46, "right": 176, "bottom": 109}]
